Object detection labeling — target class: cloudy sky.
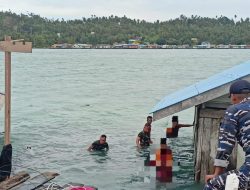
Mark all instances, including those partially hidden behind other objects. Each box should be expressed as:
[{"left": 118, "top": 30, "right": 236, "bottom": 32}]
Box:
[{"left": 0, "top": 0, "right": 249, "bottom": 22}]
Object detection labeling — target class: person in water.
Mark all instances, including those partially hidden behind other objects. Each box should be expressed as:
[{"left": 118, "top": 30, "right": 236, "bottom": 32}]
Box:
[
  {"left": 167, "top": 116, "right": 193, "bottom": 138},
  {"left": 146, "top": 115, "right": 153, "bottom": 137},
  {"left": 204, "top": 79, "right": 250, "bottom": 190},
  {"left": 136, "top": 124, "right": 153, "bottom": 148},
  {"left": 87, "top": 134, "right": 109, "bottom": 151}
]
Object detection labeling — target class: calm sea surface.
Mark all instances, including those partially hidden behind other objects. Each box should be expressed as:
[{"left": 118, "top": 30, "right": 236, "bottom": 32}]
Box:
[{"left": 1, "top": 49, "right": 250, "bottom": 190}]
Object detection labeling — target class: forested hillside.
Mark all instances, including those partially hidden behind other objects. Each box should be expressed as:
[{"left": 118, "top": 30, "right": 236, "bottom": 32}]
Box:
[{"left": 1, "top": 11, "right": 250, "bottom": 48}]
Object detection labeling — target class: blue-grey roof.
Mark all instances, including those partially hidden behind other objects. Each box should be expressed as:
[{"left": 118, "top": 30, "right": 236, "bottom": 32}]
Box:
[{"left": 151, "top": 60, "right": 250, "bottom": 114}]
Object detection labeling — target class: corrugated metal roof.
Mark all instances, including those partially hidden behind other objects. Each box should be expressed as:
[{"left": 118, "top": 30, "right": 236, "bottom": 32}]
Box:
[{"left": 151, "top": 60, "right": 250, "bottom": 115}]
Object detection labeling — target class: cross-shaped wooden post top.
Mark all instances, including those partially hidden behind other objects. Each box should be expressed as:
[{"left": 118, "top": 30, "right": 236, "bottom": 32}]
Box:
[
  {"left": 0, "top": 36, "right": 32, "bottom": 53},
  {"left": 0, "top": 36, "right": 32, "bottom": 145}
]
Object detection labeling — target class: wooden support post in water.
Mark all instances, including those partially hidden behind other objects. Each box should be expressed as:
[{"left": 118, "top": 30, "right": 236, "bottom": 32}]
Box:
[
  {"left": 0, "top": 36, "right": 32, "bottom": 145},
  {"left": 5, "top": 36, "right": 11, "bottom": 145}
]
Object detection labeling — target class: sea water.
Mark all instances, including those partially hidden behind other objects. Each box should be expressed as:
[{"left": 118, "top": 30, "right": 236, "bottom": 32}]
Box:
[{"left": 0, "top": 49, "right": 250, "bottom": 190}]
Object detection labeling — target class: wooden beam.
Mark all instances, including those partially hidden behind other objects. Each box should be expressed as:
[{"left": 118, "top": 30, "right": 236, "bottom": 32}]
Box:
[
  {"left": 202, "top": 102, "right": 230, "bottom": 109},
  {"left": 0, "top": 40, "right": 32, "bottom": 53},
  {"left": 0, "top": 171, "right": 30, "bottom": 190},
  {"left": 199, "top": 108, "right": 225, "bottom": 119},
  {"left": 11, "top": 172, "right": 59, "bottom": 190}
]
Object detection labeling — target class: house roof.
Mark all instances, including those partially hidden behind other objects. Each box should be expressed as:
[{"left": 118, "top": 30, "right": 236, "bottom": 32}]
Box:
[{"left": 151, "top": 60, "right": 250, "bottom": 121}]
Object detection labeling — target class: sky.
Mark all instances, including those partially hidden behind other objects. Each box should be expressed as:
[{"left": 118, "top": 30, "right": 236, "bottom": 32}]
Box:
[{"left": 0, "top": 0, "right": 249, "bottom": 22}]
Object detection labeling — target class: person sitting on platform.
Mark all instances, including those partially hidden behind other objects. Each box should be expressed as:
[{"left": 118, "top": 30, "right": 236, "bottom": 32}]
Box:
[
  {"left": 87, "top": 134, "right": 109, "bottom": 151},
  {"left": 136, "top": 124, "right": 153, "bottom": 148}
]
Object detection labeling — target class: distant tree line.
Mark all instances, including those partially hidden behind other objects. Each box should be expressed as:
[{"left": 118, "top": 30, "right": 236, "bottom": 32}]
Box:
[{"left": 0, "top": 11, "right": 250, "bottom": 48}]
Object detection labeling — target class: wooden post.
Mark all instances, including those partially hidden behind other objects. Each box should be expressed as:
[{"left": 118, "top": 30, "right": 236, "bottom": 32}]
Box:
[
  {"left": 194, "top": 106, "right": 237, "bottom": 182},
  {"left": 0, "top": 36, "right": 32, "bottom": 145},
  {"left": 5, "top": 36, "right": 12, "bottom": 145}
]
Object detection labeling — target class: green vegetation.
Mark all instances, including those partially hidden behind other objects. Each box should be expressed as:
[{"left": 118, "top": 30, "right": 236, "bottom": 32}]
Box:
[{"left": 1, "top": 11, "right": 250, "bottom": 48}]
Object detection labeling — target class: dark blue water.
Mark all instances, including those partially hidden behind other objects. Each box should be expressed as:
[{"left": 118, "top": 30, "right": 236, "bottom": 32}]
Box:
[{"left": 1, "top": 49, "right": 250, "bottom": 189}]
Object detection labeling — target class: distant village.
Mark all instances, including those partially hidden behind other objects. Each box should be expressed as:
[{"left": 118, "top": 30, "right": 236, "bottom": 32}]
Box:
[{"left": 51, "top": 38, "right": 250, "bottom": 49}]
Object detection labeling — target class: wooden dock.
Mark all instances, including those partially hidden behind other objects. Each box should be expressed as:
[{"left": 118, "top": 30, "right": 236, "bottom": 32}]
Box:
[
  {"left": 0, "top": 171, "right": 98, "bottom": 190},
  {"left": 0, "top": 171, "right": 58, "bottom": 190}
]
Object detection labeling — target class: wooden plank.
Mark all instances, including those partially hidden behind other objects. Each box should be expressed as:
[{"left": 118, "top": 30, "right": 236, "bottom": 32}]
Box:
[
  {"left": 0, "top": 171, "right": 30, "bottom": 190},
  {"left": 193, "top": 106, "right": 199, "bottom": 177},
  {"left": 0, "top": 41, "right": 32, "bottom": 53},
  {"left": 11, "top": 172, "right": 59, "bottom": 190},
  {"left": 194, "top": 114, "right": 203, "bottom": 182},
  {"left": 202, "top": 102, "right": 230, "bottom": 109},
  {"left": 199, "top": 108, "right": 225, "bottom": 119},
  {"left": 194, "top": 114, "right": 222, "bottom": 182},
  {"left": 208, "top": 94, "right": 231, "bottom": 104},
  {"left": 200, "top": 117, "right": 212, "bottom": 182},
  {"left": 209, "top": 118, "right": 220, "bottom": 168}
]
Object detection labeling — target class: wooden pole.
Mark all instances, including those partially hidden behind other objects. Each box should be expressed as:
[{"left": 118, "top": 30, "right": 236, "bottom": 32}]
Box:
[
  {"left": 0, "top": 36, "right": 32, "bottom": 145},
  {"left": 4, "top": 36, "right": 11, "bottom": 145}
]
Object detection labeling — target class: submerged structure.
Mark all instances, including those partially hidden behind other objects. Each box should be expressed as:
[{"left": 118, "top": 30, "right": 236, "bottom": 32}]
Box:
[{"left": 151, "top": 60, "right": 250, "bottom": 182}]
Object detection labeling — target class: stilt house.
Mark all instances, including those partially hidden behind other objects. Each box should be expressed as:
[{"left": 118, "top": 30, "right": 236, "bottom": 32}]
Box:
[{"left": 151, "top": 60, "right": 250, "bottom": 182}]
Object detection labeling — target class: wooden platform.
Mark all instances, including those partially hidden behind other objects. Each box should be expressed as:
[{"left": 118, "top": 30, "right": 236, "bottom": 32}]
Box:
[
  {"left": 0, "top": 171, "right": 59, "bottom": 190},
  {"left": 0, "top": 172, "right": 97, "bottom": 190}
]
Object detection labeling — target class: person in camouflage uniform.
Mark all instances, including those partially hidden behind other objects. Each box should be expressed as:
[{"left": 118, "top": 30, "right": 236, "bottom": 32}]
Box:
[
  {"left": 204, "top": 79, "right": 250, "bottom": 190},
  {"left": 136, "top": 123, "right": 153, "bottom": 148}
]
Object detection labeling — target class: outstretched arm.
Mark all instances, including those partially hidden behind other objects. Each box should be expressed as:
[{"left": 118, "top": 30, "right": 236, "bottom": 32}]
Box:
[{"left": 177, "top": 124, "right": 193, "bottom": 128}]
